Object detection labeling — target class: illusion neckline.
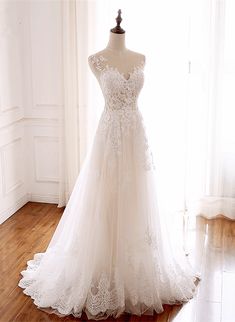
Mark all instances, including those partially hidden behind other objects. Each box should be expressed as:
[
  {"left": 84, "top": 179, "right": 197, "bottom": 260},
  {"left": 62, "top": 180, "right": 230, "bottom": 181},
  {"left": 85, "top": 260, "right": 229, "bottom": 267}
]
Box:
[
  {"left": 103, "top": 63, "right": 145, "bottom": 81},
  {"left": 98, "top": 54, "right": 145, "bottom": 81}
]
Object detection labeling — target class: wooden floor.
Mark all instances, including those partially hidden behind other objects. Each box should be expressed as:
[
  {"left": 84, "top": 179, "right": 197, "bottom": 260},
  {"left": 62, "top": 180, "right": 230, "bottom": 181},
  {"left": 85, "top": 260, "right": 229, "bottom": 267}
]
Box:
[{"left": 0, "top": 202, "right": 235, "bottom": 322}]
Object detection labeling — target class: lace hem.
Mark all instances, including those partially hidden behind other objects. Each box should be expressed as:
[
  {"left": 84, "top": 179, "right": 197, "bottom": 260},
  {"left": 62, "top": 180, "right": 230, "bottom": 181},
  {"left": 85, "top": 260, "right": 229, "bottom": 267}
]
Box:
[{"left": 18, "top": 253, "right": 200, "bottom": 320}]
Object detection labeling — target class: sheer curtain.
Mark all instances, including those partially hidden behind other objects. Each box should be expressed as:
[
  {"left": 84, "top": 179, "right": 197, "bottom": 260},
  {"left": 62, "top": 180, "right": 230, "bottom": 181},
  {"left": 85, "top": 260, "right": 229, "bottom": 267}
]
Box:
[
  {"left": 58, "top": 0, "right": 235, "bottom": 220},
  {"left": 58, "top": 0, "right": 101, "bottom": 206},
  {"left": 58, "top": 0, "right": 79, "bottom": 207},
  {"left": 185, "top": 0, "right": 235, "bottom": 219}
]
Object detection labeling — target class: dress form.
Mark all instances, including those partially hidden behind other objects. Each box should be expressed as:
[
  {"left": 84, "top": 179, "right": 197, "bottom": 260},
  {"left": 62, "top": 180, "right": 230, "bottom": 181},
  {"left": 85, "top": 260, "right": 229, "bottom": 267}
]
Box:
[{"left": 88, "top": 10, "right": 145, "bottom": 81}]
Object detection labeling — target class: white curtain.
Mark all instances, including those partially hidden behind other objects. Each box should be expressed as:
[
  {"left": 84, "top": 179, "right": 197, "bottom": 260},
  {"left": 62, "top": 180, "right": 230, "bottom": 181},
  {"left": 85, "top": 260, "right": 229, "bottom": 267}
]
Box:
[
  {"left": 58, "top": 0, "right": 78, "bottom": 207},
  {"left": 185, "top": 0, "right": 235, "bottom": 219},
  {"left": 58, "top": 0, "right": 235, "bottom": 219},
  {"left": 58, "top": 0, "right": 100, "bottom": 206}
]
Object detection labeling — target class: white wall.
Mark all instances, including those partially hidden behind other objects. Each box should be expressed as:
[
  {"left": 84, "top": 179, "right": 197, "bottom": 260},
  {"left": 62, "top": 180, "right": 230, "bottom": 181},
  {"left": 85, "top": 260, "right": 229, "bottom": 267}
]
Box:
[{"left": 0, "top": 1, "right": 63, "bottom": 223}]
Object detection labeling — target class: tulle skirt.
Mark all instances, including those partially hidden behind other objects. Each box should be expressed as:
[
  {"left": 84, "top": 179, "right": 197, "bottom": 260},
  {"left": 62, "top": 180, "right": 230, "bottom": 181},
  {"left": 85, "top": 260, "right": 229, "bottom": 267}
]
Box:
[{"left": 18, "top": 108, "right": 200, "bottom": 320}]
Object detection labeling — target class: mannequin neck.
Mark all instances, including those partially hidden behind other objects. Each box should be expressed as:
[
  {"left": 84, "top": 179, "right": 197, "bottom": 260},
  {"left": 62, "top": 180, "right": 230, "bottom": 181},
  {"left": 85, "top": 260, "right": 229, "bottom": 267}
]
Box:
[{"left": 106, "top": 32, "right": 127, "bottom": 53}]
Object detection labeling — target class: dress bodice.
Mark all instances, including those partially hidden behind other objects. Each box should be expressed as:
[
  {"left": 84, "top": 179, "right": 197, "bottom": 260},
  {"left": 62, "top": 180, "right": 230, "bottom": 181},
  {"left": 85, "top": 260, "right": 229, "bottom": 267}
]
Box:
[{"left": 88, "top": 54, "right": 145, "bottom": 111}]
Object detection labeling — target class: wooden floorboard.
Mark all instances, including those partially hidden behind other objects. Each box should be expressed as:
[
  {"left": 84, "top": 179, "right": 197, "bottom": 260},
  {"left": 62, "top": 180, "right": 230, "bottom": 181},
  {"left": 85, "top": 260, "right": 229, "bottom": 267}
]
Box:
[{"left": 0, "top": 202, "right": 234, "bottom": 322}]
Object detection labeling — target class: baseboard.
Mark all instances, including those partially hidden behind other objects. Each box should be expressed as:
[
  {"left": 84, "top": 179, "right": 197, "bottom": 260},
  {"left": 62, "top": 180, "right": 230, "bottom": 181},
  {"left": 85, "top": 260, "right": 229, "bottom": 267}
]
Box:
[
  {"left": 0, "top": 193, "right": 59, "bottom": 225},
  {"left": 29, "top": 193, "right": 59, "bottom": 204},
  {"left": 0, "top": 194, "right": 29, "bottom": 224}
]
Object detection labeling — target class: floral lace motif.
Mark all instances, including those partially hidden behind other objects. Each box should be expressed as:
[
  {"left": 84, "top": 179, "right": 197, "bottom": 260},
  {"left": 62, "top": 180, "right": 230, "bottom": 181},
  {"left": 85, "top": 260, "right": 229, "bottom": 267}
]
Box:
[
  {"left": 89, "top": 54, "right": 154, "bottom": 171},
  {"left": 88, "top": 54, "right": 145, "bottom": 111},
  {"left": 18, "top": 242, "right": 198, "bottom": 320},
  {"left": 96, "top": 109, "right": 155, "bottom": 171},
  {"left": 88, "top": 54, "right": 108, "bottom": 71}
]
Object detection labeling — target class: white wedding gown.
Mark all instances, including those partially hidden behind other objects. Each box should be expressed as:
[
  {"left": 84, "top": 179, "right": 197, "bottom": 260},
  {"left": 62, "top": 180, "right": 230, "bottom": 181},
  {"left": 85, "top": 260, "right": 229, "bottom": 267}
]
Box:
[{"left": 18, "top": 54, "right": 199, "bottom": 320}]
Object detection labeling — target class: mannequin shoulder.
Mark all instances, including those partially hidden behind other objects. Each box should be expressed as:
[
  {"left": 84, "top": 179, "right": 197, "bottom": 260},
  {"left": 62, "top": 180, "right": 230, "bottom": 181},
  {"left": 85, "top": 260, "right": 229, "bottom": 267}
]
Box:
[
  {"left": 139, "top": 53, "right": 146, "bottom": 66},
  {"left": 136, "top": 52, "right": 146, "bottom": 62},
  {"left": 127, "top": 50, "right": 146, "bottom": 65}
]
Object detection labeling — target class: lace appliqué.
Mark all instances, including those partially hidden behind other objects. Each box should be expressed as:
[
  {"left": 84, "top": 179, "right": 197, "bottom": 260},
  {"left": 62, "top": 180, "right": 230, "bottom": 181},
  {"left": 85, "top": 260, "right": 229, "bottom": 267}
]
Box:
[
  {"left": 88, "top": 54, "right": 108, "bottom": 71},
  {"left": 88, "top": 54, "right": 153, "bottom": 171},
  {"left": 95, "top": 109, "right": 155, "bottom": 171},
  {"left": 18, "top": 250, "right": 197, "bottom": 320},
  {"left": 145, "top": 226, "right": 158, "bottom": 250}
]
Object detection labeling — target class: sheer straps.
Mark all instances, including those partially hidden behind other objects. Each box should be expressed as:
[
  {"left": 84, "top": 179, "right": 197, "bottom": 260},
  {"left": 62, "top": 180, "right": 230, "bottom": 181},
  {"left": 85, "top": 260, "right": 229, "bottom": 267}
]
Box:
[
  {"left": 88, "top": 54, "right": 108, "bottom": 71},
  {"left": 88, "top": 54, "right": 145, "bottom": 79}
]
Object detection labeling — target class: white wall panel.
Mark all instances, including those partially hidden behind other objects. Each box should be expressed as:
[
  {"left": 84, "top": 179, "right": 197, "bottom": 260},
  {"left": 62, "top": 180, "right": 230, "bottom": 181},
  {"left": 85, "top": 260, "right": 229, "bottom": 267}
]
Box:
[
  {"left": 0, "top": 1, "right": 63, "bottom": 223},
  {"left": 0, "top": 2, "right": 28, "bottom": 223},
  {"left": 25, "top": 0, "right": 62, "bottom": 204},
  {"left": 0, "top": 1, "right": 24, "bottom": 128},
  {"left": 0, "top": 39, "right": 23, "bottom": 112},
  {"left": 0, "top": 123, "right": 27, "bottom": 224},
  {"left": 2, "top": 138, "right": 23, "bottom": 195},
  {"left": 25, "top": 120, "right": 60, "bottom": 206},
  {"left": 34, "top": 136, "right": 59, "bottom": 183},
  {"left": 29, "top": 1, "right": 63, "bottom": 117}
]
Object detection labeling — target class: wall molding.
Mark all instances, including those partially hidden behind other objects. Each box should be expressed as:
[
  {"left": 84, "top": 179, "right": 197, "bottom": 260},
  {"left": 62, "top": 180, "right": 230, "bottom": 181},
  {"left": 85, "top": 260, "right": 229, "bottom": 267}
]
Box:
[
  {"left": 0, "top": 105, "right": 20, "bottom": 113},
  {"left": 24, "top": 117, "right": 60, "bottom": 127},
  {"left": 1, "top": 137, "right": 23, "bottom": 196},
  {"left": 33, "top": 135, "right": 59, "bottom": 183},
  {"left": 0, "top": 117, "right": 60, "bottom": 133},
  {"left": 29, "top": 1, "right": 63, "bottom": 112},
  {"left": 34, "top": 103, "right": 62, "bottom": 109},
  {"left": 28, "top": 192, "right": 59, "bottom": 204}
]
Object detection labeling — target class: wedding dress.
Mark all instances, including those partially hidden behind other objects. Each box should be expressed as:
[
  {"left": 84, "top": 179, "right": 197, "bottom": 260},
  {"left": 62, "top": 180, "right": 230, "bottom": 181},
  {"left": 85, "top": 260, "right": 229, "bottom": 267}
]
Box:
[{"left": 18, "top": 54, "right": 199, "bottom": 320}]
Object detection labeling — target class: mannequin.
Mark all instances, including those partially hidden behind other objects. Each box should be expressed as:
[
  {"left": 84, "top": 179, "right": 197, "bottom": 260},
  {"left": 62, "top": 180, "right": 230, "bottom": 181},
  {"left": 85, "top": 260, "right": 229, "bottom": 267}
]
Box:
[{"left": 88, "top": 9, "right": 145, "bottom": 80}]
